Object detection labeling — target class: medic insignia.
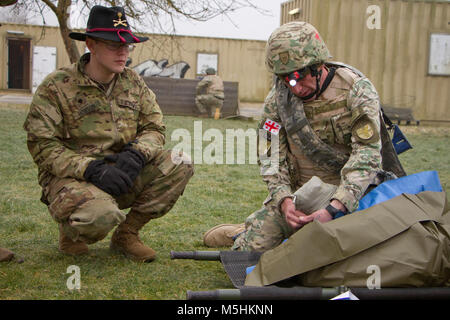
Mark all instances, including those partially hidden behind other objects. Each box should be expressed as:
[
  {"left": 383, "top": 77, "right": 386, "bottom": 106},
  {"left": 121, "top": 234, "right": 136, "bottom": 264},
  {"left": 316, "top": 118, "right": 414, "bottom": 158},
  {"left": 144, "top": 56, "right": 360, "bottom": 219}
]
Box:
[
  {"left": 279, "top": 51, "right": 289, "bottom": 65},
  {"left": 263, "top": 118, "right": 282, "bottom": 135}
]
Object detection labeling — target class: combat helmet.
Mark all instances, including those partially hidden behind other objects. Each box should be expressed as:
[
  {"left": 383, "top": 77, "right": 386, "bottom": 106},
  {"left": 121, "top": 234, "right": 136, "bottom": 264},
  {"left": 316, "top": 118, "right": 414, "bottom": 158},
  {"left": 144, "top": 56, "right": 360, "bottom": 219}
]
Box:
[
  {"left": 265, "top": 21, "right": 331, "bottom": 75},
  {"left": 205, "top": 68, "right": 216, "bottom": 75}
]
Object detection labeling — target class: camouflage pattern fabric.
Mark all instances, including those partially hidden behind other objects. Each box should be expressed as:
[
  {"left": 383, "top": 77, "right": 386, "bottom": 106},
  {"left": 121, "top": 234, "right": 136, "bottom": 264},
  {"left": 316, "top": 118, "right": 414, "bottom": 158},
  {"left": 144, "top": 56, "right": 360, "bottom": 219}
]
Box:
[
  {"left": 195, "top": 95, "right": 224, "bottom": 116},
  {"left": 275, "top": 79, "right": 351, "bottom": 173},
  {"left": 45, "top": 149, "right": 193, "bottom": 244},
  {"left": 262, "top": 67, "right": 382, "bottom": 212},
  {"left": 23, "top": 53, "right": 193, "bottom": 243},
  {"left": 265, "top": 21, "right": 331, "bottom": 75},
  {"left": 233, "top": 201, "right": 294, "bottom": 251},
  {"left": 195, "top": 75, "right": 224, "bottom": 115},
  {"left": 233, "top": 67, "right": 382, "bottom": 251},
  {"left": 24, "top": 53, "right": 166, "bottom": 187}
]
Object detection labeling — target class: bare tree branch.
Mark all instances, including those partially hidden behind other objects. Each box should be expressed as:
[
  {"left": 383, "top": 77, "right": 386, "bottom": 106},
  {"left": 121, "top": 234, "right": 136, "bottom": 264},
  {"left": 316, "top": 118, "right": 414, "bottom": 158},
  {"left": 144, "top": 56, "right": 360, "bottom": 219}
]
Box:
[
  {"left": 6, "top": 0, "right": 268, "bottom": 65},
  {"left": 40, "top": 0, "right": 57, "bottom": 13}
]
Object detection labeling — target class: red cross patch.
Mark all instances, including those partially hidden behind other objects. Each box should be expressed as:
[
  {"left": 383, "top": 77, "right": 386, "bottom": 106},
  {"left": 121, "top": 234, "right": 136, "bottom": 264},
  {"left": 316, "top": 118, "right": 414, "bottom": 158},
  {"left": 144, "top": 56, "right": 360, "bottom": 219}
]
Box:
[{"left": 263, "top": 119, "right": 281, "bottom": 135}]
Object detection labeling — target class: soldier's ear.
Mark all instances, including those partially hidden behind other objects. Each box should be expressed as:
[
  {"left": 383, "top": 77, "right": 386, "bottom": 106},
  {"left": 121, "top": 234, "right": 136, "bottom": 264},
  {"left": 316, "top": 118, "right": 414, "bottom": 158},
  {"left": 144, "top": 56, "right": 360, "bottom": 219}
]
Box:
[{"left": 85, "top": 37, "right": 96, "bottom": 53}]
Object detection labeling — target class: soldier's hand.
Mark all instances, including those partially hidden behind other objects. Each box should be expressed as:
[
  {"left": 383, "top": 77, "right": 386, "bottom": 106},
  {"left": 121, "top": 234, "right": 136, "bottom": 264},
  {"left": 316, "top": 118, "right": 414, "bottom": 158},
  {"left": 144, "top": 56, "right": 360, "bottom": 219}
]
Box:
[
  {"left": 300, "top": 208, "right": 333, "bottom": 224},
  {"left": 84, "top": 159, "right": 133, "bottom": 196},
  {"left": 104, "top": 146, "right": 146, "bottom": 181},
  {"left": 299, "top": 200, "right": 346, "bottom": 224},
  {"left": 281, "top": 197, "right": 307, "bottom": 230}
]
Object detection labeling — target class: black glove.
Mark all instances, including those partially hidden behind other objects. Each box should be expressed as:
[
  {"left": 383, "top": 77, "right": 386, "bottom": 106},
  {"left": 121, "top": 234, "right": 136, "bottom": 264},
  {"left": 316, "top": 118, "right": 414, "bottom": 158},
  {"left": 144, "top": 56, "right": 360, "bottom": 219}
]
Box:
[
  {"left": 84, "top": 159, "right": 133, "bottom": 196},
  {"left": 104, "top": 145, "right": 146, "bottom": 182}
]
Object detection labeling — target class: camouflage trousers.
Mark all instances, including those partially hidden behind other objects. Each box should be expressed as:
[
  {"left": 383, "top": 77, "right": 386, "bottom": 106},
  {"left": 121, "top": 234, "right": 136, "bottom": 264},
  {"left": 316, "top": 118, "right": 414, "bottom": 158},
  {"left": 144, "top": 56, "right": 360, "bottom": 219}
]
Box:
[
  {"left": 43, "top": 149, "right": 193, "bottom": 244},
  {"left": 232, "top": 197, "right": 295, "bottom": 251},
  {"left": 195, "top": 94, "right": 224, "bottom": 116}
]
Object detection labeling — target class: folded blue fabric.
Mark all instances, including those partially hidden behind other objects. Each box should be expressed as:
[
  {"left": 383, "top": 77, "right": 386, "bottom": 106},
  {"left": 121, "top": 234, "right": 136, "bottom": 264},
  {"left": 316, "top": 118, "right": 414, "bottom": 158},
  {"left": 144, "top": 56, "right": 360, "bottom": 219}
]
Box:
[
  {"left": 356, "top": 170, "right": 442, "bottom": 211},
  {"left": 246, "top": 265, "right": 256, "bottom": 275}
]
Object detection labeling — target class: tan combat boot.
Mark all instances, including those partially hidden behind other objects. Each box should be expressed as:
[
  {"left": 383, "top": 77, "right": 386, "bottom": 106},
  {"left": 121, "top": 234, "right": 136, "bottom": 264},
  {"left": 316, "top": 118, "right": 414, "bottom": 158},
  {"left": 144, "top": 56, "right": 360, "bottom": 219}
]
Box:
[
  {"left": 59, "top": 225, "right": 89, "bottom": 256},
  {"left": 213, "top": 107, "right": 221, "bottom": 120},
  {"left": 110, "top": 210, "right": 156, "bottom": 262},
  {"left": 203, "top": 223, "right": 245, "bottom": 247}
]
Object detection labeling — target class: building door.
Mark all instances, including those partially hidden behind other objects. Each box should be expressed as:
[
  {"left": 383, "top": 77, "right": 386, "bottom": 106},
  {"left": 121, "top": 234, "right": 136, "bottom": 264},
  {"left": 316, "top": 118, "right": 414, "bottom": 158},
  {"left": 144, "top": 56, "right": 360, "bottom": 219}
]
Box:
[
  {"left": 8, "top": 38, "right": 31, "bottom": 90},
  {"left": 32, "top": 46, "right": 57, "bottom": 93}
]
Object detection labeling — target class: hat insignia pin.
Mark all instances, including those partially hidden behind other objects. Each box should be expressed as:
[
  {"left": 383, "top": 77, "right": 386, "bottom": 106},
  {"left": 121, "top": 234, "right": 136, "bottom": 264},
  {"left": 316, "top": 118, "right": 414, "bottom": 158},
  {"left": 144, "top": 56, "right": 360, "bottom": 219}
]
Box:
[
  {"left": 279, "top": 51, "right": 289, "bottom": 65},
  {"left": 113, "top": 12, "right": 128, "bottom": 27}
]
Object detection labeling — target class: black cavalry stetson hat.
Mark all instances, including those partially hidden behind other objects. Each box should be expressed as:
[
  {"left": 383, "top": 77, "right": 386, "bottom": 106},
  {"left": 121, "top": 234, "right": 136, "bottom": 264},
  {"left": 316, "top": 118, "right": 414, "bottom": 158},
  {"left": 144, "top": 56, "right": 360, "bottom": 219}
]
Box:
[{"left": 69, "top": 5, "right": 148, "bottom": 44}]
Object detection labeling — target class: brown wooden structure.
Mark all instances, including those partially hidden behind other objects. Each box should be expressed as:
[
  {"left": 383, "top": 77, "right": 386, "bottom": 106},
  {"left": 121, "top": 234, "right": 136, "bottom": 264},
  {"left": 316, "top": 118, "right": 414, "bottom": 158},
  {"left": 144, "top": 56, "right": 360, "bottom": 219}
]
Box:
[
  {"left": 143, "top": 76, "right": 239, "bottom": 118},
  {"left": 383, "top": 106, "right": 420, "bottom": 126}
]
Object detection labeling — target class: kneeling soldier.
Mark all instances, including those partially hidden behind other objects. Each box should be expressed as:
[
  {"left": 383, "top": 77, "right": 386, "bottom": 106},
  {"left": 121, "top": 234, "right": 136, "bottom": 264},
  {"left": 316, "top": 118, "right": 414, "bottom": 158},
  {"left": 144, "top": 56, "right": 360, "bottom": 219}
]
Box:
[
  {"left": 24, "top": 6, "right": 193, "bottom": 262},
  {"left": 204, "top": 22, "right": 404, "bottom": 251}
]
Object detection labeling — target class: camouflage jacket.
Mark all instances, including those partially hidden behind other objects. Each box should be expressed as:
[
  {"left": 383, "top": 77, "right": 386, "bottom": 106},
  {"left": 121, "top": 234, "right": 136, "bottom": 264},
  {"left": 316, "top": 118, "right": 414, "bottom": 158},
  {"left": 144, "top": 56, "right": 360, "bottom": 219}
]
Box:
[
  {"left": 196, "top": 75, "right": 224, "bottom": 98},
  {"left": 258, "top": 67, "right": 382, "bottom": 212},
  {"left": 23, "top": 53, "right": 166, "bottom": 187}
]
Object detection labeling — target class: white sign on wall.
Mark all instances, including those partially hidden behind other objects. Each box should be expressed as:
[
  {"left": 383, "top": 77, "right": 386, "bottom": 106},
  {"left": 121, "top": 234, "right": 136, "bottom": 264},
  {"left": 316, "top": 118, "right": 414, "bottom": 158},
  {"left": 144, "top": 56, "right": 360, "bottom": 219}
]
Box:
[
  {"left": 428, "top": 33, "right": 450, "bottom": 76},
  {"left": 32, "top": 46, "right": 57, "bottom": 93},
  {"left": 196, "top": 53, "right": 218, "bottom": 76}
]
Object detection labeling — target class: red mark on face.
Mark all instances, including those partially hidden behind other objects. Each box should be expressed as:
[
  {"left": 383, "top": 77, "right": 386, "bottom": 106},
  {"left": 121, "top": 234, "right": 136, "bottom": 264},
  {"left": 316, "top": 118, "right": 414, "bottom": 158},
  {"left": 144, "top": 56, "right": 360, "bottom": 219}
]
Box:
[{"left": 315, "top": 33, "right": 320, "bottom": 40}]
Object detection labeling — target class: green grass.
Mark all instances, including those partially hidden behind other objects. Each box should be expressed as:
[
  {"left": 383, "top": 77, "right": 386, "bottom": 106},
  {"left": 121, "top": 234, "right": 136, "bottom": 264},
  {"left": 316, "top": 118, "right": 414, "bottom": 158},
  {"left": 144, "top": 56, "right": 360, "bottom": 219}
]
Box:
[
  {"left": 0, "top": 105, "right": 449, "bottom": 299},
  {"left": 397, "top": 126, "right": 450, "bottom": 194}
]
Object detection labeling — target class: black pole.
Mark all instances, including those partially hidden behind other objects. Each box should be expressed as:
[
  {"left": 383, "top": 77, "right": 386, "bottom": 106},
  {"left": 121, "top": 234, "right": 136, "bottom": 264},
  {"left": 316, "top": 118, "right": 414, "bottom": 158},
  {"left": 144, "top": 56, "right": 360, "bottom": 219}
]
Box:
[
  {"left": 351, "top": 287, "right": 450, "bottom": 300},
  {"left": 170, "top": 250, "right": 221, "bottom": 261},
  {"left": 187, "top": 287, "right": 450, "bottom": 300},
  {"left": 187, "top": 287, "right": 342, "bottom": 300}
]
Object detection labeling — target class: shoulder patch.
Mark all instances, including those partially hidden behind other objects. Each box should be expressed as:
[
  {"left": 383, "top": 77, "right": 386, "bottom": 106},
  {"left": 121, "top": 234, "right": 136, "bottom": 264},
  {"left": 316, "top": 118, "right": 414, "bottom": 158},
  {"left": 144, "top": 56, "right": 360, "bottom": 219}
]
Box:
[{"left": 352, "top": 117, "right": 379, "bottom": 144}]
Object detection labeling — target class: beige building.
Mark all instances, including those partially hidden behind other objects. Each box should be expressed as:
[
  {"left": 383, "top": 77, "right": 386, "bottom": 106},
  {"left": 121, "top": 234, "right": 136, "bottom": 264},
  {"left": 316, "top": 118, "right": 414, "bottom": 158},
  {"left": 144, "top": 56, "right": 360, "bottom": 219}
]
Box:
[
  {"left": 0, "top": 22, "right": 271, "bottom": 103},
  {"left": 281, "top": 0, "right": 450, "bottom": 124},
  {"left": 1, "top": 0, "right": 449, "bottom": 123}
]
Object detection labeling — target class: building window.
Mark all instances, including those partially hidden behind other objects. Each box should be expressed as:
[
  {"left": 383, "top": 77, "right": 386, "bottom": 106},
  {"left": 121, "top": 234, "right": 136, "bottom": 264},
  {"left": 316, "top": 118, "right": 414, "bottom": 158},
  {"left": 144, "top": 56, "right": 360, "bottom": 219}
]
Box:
[
  {"left": 428, "top": 33, "right": 450, "bottom": 76},
  {"left": 196, "top": 53, "right": 218, "bottom": 77}
]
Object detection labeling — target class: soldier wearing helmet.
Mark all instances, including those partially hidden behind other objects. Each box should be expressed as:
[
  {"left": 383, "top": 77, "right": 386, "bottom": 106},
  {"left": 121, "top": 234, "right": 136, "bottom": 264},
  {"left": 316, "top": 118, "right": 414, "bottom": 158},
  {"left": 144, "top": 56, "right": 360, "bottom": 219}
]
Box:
[
  {"left": 203, "top": 22, "right": 405, "bottom": 251},
  {"left": 265, "top": 21, "right": 332, "bottom": 102},
  {"left": 195, "top": 68, "right": 225, "bottom": 119}
]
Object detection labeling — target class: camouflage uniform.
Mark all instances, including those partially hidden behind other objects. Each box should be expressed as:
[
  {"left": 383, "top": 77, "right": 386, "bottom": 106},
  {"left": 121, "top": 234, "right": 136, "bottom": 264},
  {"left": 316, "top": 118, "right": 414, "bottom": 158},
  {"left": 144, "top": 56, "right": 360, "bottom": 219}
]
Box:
[
  {"left": 233, "top": 22, "right": 382, "bottom": 251},
  {"left": 195, "top": 73, "right": 225, "bottom": 117},
  {"left": 23, "top": 53, "right": 193, "bottom": 244}
]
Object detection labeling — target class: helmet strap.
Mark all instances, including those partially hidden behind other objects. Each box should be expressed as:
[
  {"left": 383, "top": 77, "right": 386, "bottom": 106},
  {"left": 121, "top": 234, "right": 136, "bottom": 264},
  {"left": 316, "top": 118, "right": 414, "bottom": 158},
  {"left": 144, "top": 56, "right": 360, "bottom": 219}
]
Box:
[
  {"left": 316, "top": 67, "right": 336, "bottom": 97},
  {"left": 299, "top": 65, "right": 322, "bottom": 101},
  {"left": 300, "top": 65, "right": 336, "bottom": 101}
]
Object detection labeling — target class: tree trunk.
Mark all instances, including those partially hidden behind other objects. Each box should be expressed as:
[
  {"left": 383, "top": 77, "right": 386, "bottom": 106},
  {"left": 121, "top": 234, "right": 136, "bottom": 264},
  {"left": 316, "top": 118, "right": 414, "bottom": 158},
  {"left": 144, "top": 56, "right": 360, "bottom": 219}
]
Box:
[
  {"left": 58, "top": 21, "right": 80, "bottom": 64},
  {"left": 55, "top": 0, "right": 79, "bottom": 64}
]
